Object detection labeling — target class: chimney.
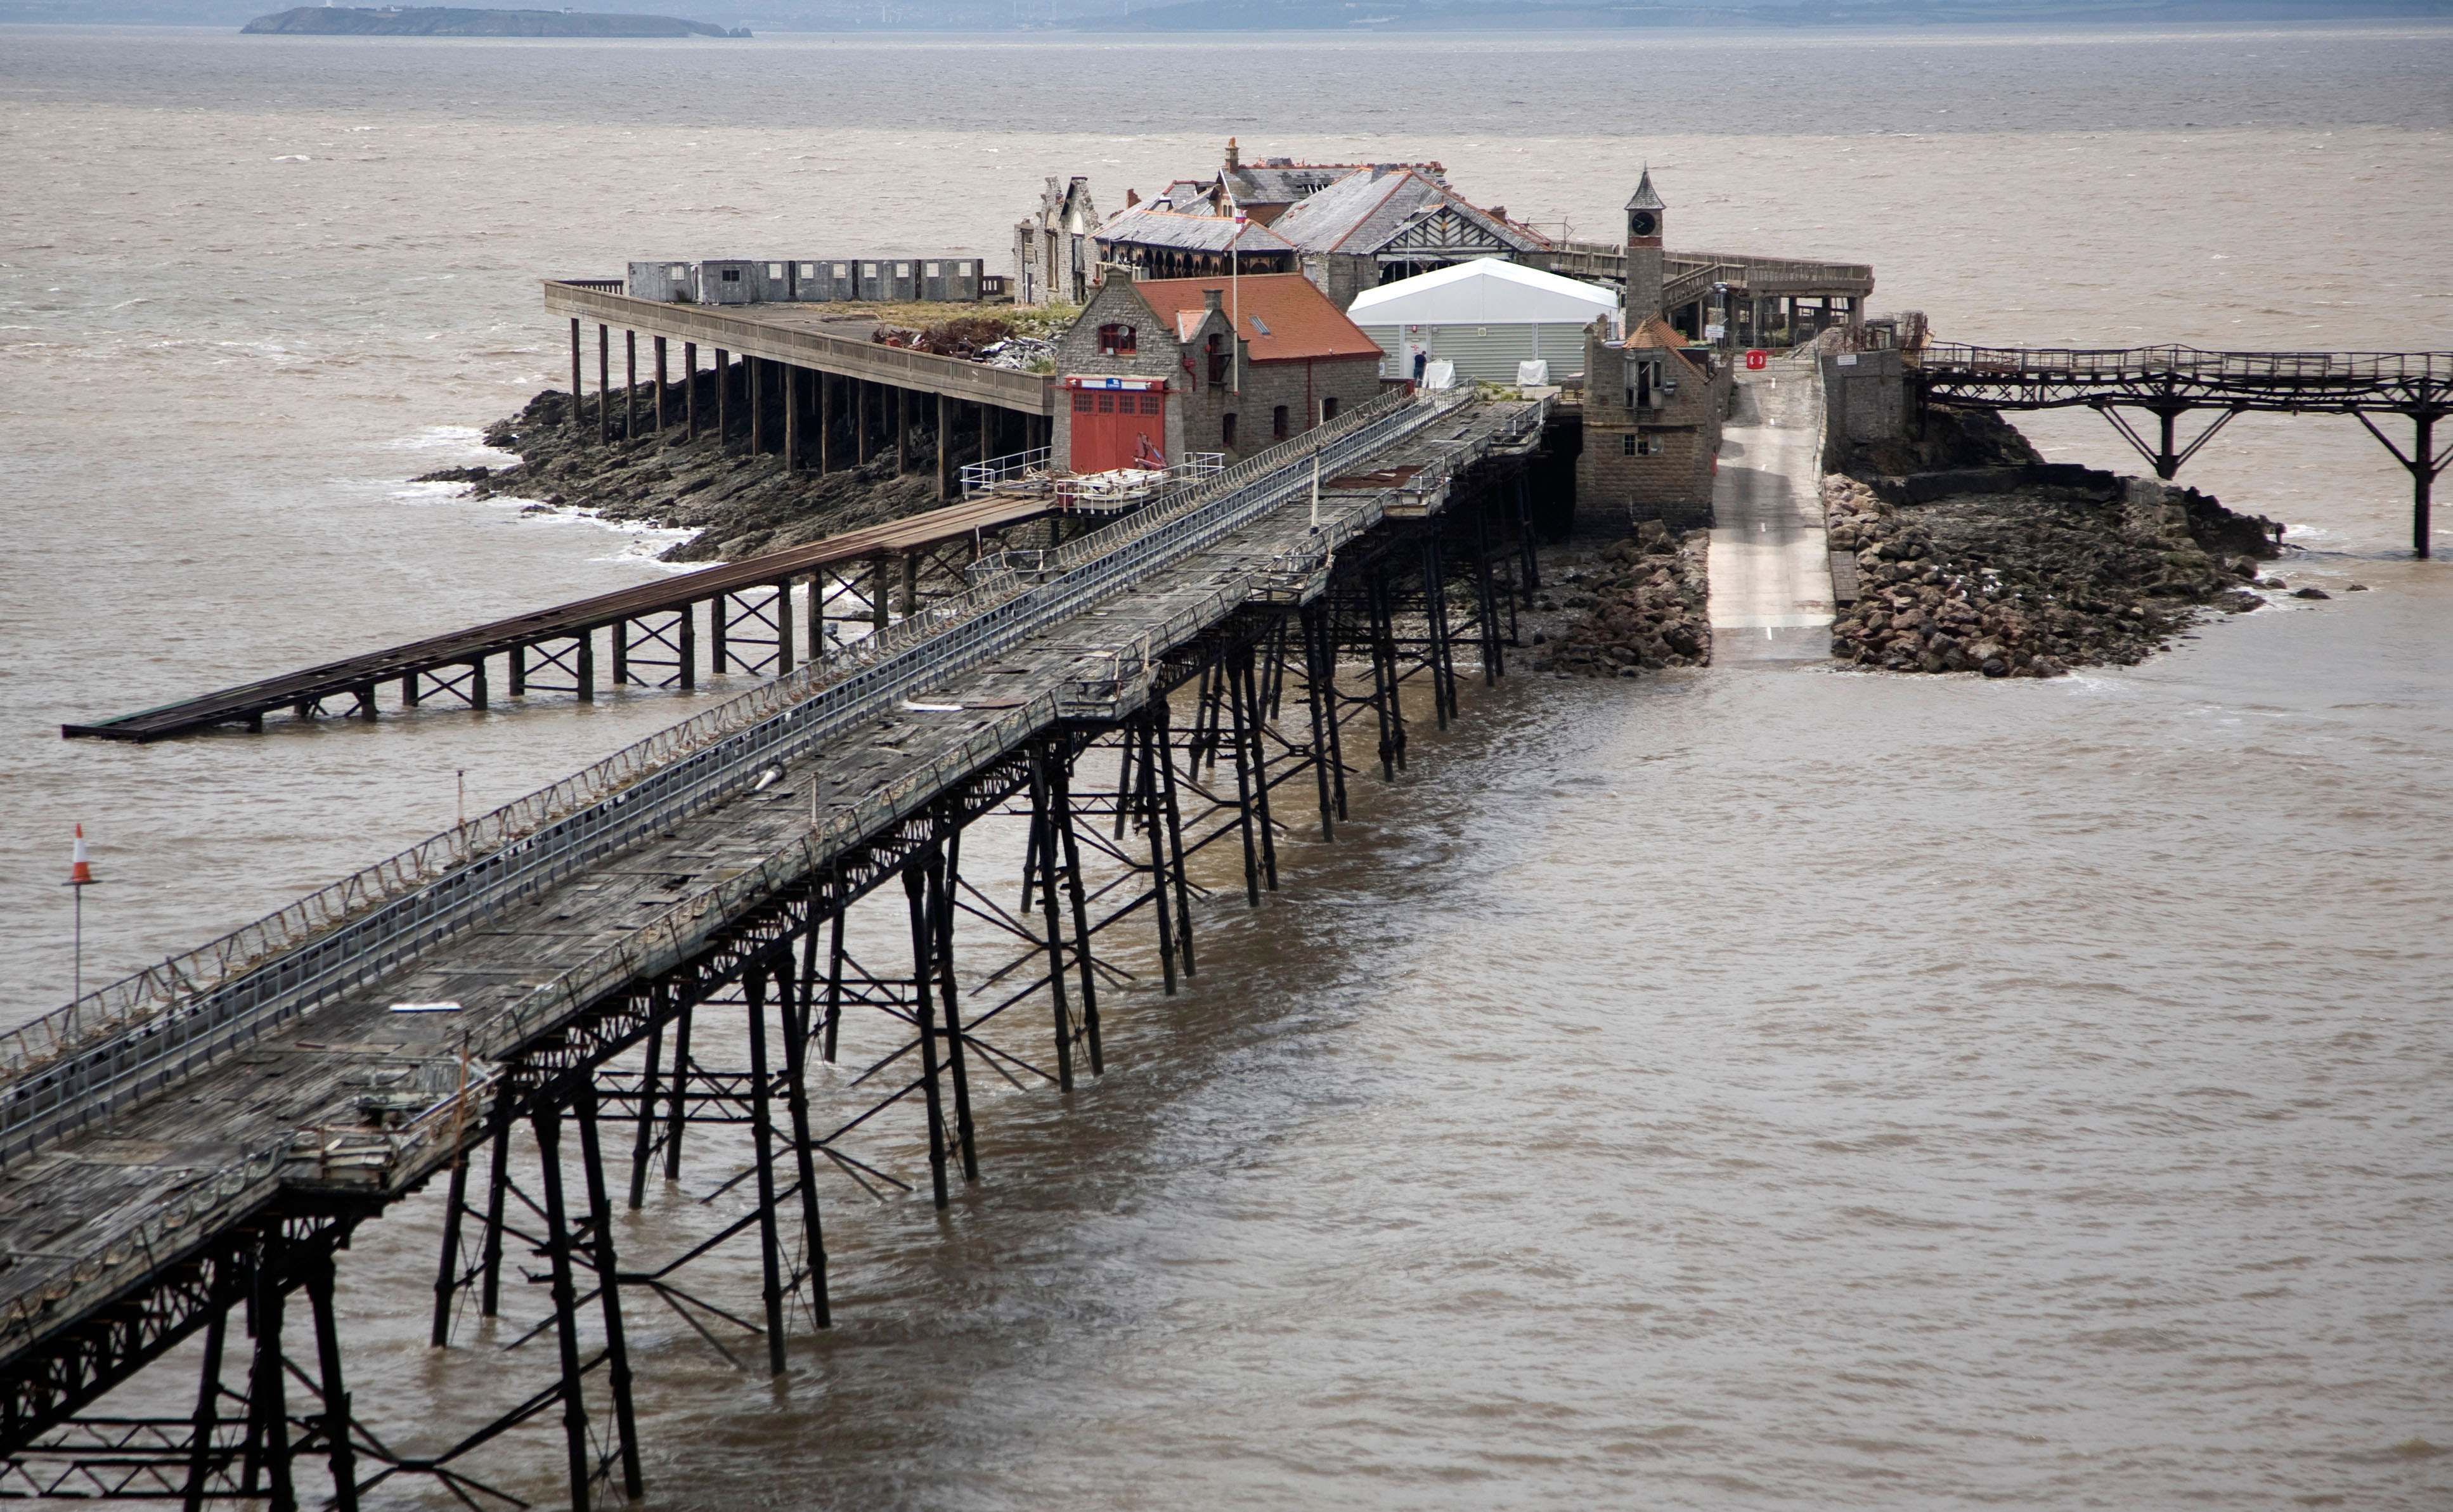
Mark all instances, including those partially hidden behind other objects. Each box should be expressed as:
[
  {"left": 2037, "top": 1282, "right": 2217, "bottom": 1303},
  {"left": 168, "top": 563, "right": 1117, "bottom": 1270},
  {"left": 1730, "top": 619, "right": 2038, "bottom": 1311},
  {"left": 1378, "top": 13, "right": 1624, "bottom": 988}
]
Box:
[
  {"left": 1201, "top": 288, "right": 1224, "bottom": 314},
  {"left": 1225, "top": 136, "right": 1241, "bottom": 172},
  {"left": 1487, "top": 205, "right": 1506, "bottom": 223},
  {"left": 1125, "top": 188, "right": 1140, "bottom": 208}
]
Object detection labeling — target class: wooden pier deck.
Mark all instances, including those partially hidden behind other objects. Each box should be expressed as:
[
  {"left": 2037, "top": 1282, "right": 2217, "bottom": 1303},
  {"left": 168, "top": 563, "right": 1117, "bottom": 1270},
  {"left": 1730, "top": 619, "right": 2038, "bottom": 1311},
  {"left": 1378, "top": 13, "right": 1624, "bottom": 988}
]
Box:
[
  {"left": 62, "top": 492, "right": 1066, "bottom": 742},
  {"left": 1, "top": 391, "right": 1548, "bottom": 1505}
]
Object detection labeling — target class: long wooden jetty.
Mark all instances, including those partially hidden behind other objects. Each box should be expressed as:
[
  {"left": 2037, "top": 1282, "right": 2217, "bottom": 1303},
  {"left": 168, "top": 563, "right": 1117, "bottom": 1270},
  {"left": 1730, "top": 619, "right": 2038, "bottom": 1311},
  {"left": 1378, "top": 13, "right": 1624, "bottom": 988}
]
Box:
[
  {"left": 1911, "top": 344, "right": 2453, "bottom": 557},
  {"left": 63, "top": 493, "right": 1070, "bottom": 742},
  {"left": 2, "top": 387, "right": 1548, "bottom": 1508}
]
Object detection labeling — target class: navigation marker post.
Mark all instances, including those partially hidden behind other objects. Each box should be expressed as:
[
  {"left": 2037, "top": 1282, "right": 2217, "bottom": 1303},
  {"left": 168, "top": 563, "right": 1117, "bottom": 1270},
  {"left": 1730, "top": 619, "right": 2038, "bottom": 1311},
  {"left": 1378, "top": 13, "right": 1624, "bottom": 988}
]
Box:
[{"left": 62, "top": 824, "right": 98, "bottom": 1023}]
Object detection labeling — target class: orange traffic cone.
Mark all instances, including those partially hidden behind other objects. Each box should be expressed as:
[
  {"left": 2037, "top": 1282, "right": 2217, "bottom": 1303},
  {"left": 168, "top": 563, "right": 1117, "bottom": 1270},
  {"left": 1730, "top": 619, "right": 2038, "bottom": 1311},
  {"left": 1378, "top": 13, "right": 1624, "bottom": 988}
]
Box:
[{"left": 68, "top": 824, "right": 94, "bottom": 886}]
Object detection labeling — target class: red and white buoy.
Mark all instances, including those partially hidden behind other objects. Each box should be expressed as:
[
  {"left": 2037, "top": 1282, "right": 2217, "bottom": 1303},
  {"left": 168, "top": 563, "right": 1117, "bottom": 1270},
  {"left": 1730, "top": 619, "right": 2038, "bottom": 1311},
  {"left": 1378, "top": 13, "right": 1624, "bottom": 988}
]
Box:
[{"left": 68, "top": 824, "right": 95, "bottom": 887}]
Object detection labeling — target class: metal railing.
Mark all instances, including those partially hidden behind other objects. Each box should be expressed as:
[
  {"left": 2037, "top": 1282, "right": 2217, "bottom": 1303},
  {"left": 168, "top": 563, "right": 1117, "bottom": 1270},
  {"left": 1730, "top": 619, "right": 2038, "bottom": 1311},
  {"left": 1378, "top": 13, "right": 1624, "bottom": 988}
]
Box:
[
  {"left": 959, "top": 446, "right": 1054, "bottom": 496},
  {"left": 0, "top": 386, "right": 1462, "bottom": 1166},
  {"left": 1915, "top": 344, "right": 2453, "bottom": 383},
  {"left": 0, "top": 389, "right": 1544, "bottom": 1369}
]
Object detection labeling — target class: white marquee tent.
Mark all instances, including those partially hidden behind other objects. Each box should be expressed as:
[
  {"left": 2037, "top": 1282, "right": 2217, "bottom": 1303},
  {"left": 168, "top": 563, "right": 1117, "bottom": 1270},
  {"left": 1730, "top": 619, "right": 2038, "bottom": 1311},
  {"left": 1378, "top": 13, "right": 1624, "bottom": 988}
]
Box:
[{"left": 1347, "top": 258, "right": 1619, "bottom": 384}]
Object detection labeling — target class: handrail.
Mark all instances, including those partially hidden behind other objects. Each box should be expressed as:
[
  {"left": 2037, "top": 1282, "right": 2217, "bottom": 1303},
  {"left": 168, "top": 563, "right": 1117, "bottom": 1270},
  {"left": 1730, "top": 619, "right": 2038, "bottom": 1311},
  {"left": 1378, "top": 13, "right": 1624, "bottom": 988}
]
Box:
[
  {"left": 0, "top": 387, "right": 1460, "bottom": 1166},
  {"left": 1915, "top": 344, "right": 2453, "bottom": 382},
  {"left": 0, "top": 390, "right": 1553, "bottom": 1366}
]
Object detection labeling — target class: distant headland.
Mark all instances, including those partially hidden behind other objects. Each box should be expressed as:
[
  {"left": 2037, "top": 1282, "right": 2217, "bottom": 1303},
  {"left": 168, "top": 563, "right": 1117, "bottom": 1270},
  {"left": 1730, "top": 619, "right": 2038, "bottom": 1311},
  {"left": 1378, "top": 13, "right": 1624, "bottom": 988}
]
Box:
[{"left": 240, "top": 6, "right": 750, "bottom": 36}]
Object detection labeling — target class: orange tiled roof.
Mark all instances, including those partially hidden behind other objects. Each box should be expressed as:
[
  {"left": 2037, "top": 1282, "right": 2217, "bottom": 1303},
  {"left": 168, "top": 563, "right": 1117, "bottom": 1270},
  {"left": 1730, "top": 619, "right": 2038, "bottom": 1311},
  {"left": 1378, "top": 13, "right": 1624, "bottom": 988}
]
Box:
[{"left": 1130, "top": 273, "right": 1386, "bottom": 363}]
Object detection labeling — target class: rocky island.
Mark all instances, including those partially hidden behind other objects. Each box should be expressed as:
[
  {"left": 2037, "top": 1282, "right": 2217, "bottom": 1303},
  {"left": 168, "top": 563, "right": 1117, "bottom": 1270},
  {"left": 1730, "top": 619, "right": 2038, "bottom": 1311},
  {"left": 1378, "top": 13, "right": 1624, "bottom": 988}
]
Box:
[{"left": 242, "top": 6, "right": 749, "bottom": 36}]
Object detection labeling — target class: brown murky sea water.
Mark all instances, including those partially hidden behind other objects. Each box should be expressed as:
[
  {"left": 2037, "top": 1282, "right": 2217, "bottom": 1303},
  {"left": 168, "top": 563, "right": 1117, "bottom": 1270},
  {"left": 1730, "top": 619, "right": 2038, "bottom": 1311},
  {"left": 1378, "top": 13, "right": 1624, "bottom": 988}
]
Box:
[{"left": 1, "top": 23, "right": 2449, "bottom": 1508}]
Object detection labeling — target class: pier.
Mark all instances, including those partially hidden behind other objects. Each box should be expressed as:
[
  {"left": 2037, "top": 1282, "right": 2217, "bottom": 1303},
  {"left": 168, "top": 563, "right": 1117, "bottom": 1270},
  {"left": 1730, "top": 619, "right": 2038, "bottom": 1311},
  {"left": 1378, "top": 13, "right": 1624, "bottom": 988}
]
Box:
[
  {"left": 543, "top": 281, "right": 1054, "bottom": 473},
  {"left": 3, "top": 389, "right": 1548, "bottom": 1508},
  {"left": 65, "top": 493, "right": 1085, "bottom": 743},
  {"left": 1911, "top": 344, "right": 2453, "bottom": 557}
]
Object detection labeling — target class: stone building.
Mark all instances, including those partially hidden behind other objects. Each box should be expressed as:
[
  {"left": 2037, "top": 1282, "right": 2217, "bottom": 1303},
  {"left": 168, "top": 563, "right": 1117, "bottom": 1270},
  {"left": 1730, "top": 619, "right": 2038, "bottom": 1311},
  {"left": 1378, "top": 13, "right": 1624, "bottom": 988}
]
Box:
[
  {"left": 1051, "top": 271, "right": 1387, "bottom": 474},
  {"left": 1153, "top": 138, "right": 1445, "bottom": 225},
  {"left": 1575, "top": 313, "right": 1730, "bottom": 530},
  {"left": 1014, "top": 175, "right": 1101, "bottom": 306}
]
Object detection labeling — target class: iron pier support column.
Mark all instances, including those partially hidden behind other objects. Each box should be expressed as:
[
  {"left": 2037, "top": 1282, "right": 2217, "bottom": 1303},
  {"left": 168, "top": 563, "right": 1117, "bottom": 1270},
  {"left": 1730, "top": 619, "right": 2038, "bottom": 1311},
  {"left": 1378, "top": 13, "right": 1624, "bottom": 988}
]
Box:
[
  {"left": 2355, "top": 406, "right": 2447, "bottom": 559},
  {"left": 897, "top": 386, "right": 914, "bottom": 474},
  {"left": 929, "top": 830, "right": 981, "bottom": 1177},
  {"left": 245, "top": 1241, "right": 294, "bottom": 1512},
  {"left": 1153, "top": 695, "right": 1196, "bottom": 976},
  {"left": 777, "top": 929, "right": 834, "bottom": 1327},
  {"left": 1302, "top": 605, "right": 1338, "bottom": 840},
  {"left": 903, "top": 863, "right": 954, "bottom": 1205},
  {"left": 857, "top": 381, "right": 872, "bottom": 465},
  {"left": 569, "top": 318, "right": 583, "bottom": 434},
  {"left": 628, "top": 997, "right": 664, "bottom": 1208},
  {"left": 654, "top": 335, "right": 668, "bottom": 434},
  {"left": 531, "top": 1102, "right": 594, "bottom": 1512},
  {"left": 936, "top": 392, "right": 954, "bottom": 500},
  {"left": 1236, "top": 646, "right": 1279, "bottom": 893},
  {"left": 477, "top": 1090, "right": 514, "bottom": 1318},
  {"left": 624, "top": 329, "right": 637, "bottom": 443},
  {"left": 577, "top": 631, "right": 595, "bottom": 702},
  {"left": 1049, "top": 755, "right": 1104, "bottom": 1075},
  {"left": 678, "top": 601, "right": 696, "bottom": 691},
  {"left": 683, "top": 342, "right": 697, "bottom": 443},
  {"left": 661, "top": 1004, "right": 694, "bottom": 1180},
  {"left": 1136, "top": 713, "right": 1179, "bottom": 995},
  {"left": 303, "top": 1251, "right": 358, "bottom": 1512},
  {"left": 574, "top": 1080, "right": 644, "bottom": 1499},
  {"left": 1027, "top": 745, "right": 1078, "bottom": 1090},
  {"left": 746, "top": 964, "right": 789, "bottom": 1374},
  {"left": 784, "top": 365, "right": 800, "bottom": 472},
  {"left": 597, "top": 325, "right": 610, "bottom": 447},
  {"left": 716, "top": 347, "right": 730, "bottom": 449},
  {"left": 819, "top": 372, "right": 836, "bottom": 474},
  {"left": 749, "top": 356, "right": 765, "bottom": 456},
  {"left": 181, "top": 1296, "right": 231, "bottom": 1512},
  {"left": 775, "top": 579, "right": 794, "bottom": 675}
]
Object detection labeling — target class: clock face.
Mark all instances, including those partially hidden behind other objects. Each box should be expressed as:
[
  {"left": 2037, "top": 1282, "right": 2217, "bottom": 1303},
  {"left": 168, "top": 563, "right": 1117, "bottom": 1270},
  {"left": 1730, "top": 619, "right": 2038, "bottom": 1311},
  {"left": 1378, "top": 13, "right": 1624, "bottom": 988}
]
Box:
[{"left": 1630, "top": 211, "right": 1658, "bottom": 238}]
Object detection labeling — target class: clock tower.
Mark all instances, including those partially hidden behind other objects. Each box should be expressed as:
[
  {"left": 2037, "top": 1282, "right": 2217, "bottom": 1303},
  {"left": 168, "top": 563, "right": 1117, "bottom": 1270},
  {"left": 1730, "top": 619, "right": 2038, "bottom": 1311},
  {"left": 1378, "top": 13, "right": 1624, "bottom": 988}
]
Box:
[{"left": 1624, "top": 167, "right": 1666, "bottom": 325}]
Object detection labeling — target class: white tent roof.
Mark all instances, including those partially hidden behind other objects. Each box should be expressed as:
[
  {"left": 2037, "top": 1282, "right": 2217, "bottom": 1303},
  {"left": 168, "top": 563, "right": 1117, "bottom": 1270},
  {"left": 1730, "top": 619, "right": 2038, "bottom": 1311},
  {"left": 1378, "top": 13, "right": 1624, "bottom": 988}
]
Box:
[{"left": 1346, "top": 257, "right": 1618, "bottom": 326}]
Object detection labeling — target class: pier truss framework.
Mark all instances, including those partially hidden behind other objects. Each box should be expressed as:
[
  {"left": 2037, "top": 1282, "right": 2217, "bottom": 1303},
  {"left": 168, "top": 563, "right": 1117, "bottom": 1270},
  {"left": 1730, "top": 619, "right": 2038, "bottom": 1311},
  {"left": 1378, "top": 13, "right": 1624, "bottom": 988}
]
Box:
[
  {"left": 1, "top": 409, "right": 1545, "bottom": 1509},
  {"left": 1911, "top": 345, "right": 2453, "bottom": 558}
]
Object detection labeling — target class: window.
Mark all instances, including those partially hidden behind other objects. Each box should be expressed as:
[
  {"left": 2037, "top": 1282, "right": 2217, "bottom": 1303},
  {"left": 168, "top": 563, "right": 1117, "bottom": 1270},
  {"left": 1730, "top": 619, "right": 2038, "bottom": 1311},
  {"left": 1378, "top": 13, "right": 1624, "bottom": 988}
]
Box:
[
  {"left": 1321, "top": 396, "right": 1340, "bottom": 422},
  {"left": 1098, "top": 323, "right": 1137, "bottom": 357},
  {"left": 799, "top": 262, "right": 815, "bottom": 278},
  {"left": 1073, "top": 394, "right": 1094, "bottom": 413},
  {"left": 1223, "top": 413, "right": 1238, "bottom": 449},
  {"left": 863, "top": 263, "right": 878, "bottom": 276},
  {"left": 895, "top": 263, "right": 910, "bottom": 277},
  {"left": 1272, "top": 404, "right": 1289, "bottom": 439},
  {"left": 926, "top": 262, "right": 941, "bottom": 277},
  {"left": 834, "top": 263, "right": 848, "bottom": 278},
  {"left": 1622, "top": 434, "right": 1665, "bottom": 456},
  {"left": 1139, "top": 394, "right": 1162, "bottom": 415},
  {"left": 1097, "top": 394, "right": 1116, "bottom": 413},
  {"left": 767, "top": 263, "right": 783, "bottom": 279},
  {"left": 668, "top": 263, "right": 688, "bottom": 278},
  {"left": 721, "top": 269, "right": 741, "bottom": 283},
  {"left": 1205, "top": 335, "right": 1229, "bottom": 387}
]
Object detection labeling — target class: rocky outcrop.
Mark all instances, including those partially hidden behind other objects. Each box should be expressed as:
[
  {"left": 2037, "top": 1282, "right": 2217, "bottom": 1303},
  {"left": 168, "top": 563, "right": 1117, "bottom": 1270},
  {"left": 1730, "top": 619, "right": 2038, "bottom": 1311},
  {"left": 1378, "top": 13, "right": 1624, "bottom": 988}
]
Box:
[
  {"left": 418, "top": 389, "right": 976, "bottom": 564},
  {"left": 1823, "top": 470, "right": 2281, "bottom": 677},
  {"left": 1528, "top": 518, "right": 1711, "bottom": 677}
]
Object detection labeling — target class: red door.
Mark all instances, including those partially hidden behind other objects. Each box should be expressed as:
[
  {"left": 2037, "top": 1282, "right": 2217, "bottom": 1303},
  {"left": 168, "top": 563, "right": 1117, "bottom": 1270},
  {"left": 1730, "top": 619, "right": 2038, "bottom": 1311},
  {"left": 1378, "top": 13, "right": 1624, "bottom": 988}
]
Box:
[{"left": 1068, "top": 384, "right": 1168, "bottom": 473}]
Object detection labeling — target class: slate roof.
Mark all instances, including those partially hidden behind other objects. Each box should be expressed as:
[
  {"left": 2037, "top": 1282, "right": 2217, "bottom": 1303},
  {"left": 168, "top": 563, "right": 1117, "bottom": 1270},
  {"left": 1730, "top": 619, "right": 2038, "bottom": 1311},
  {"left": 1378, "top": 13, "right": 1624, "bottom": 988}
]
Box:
[
  {"left": 1269, "top": 167, "right": 1551, "bottom": 257},
  {"left": 1625, "top": 169, "right": 1665, "bottom": 212},
  {"left": 1097, "top": 209, "right": 1295, "bottom": 256},
  {"left": 1130, "top": 273, "right": 1387, "bottom": 363}
]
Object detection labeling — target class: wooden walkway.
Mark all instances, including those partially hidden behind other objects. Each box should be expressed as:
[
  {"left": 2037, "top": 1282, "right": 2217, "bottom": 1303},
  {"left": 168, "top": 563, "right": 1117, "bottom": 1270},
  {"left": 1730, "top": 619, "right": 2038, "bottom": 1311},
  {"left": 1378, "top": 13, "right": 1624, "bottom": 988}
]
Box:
[
  {"left": 0, "top": 392, "right": 1550, "bottom": 1506},
  {"left": 63, "top": 493, "right": 1066, "bottom": 742}
]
